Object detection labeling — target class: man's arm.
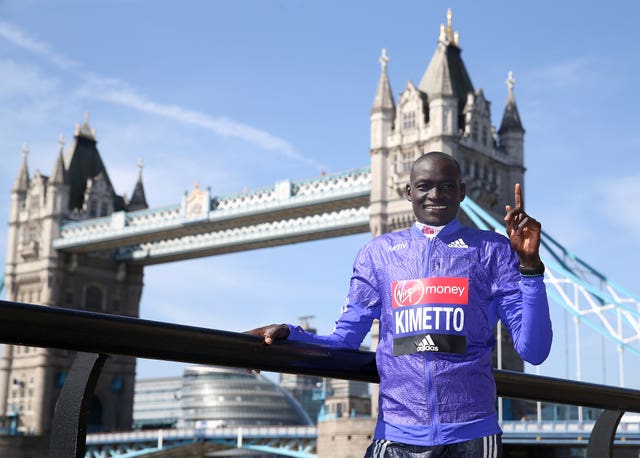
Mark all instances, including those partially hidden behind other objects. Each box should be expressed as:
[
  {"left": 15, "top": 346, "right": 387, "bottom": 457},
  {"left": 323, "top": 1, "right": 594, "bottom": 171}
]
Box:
[
  {"left": 245, "top": 243, "right": 381, "bottom": 349},
  {"left": 499, "top": 183, "right": 552, "bottom": 364}
]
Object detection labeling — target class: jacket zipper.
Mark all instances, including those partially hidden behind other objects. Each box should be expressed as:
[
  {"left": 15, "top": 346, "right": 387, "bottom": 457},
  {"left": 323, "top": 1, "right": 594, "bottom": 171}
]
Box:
[{"left": 424, "top": 236, "right": 440, "bottom": 442}]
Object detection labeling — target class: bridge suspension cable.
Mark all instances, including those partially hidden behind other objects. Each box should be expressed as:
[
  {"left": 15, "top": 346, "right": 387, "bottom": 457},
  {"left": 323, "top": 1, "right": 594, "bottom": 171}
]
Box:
[{"left": 461, "top": 197, "right": 640, "bottom": 387}]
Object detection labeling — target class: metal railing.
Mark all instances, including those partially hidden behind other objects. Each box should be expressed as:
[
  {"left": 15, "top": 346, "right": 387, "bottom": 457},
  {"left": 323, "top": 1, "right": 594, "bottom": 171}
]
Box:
[{"left": 0, "top": 299, "right": 639, "bottom": 458}]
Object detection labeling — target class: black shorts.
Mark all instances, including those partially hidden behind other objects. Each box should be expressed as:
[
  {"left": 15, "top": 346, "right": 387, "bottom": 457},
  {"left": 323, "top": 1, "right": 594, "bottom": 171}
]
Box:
[{"left": 364, "top": 434, "right": 502, "bottom": 458}]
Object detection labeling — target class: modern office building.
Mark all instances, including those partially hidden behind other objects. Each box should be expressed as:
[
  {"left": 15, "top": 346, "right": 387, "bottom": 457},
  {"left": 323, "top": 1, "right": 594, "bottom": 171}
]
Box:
[
  {"left": 180, "top": 366, "right": 312, "bottom": 428},
  {"left": 132, "top": 376, "right": 182, "bottom": 430},
  {"left": 132, "top": 366, "right": 312, "bottom": 430}
]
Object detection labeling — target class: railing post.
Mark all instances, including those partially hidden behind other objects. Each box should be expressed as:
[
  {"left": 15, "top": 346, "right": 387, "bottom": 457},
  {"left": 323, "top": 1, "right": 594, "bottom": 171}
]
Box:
[
  {"left": 586, "top": 409, "right": 624, "bottom": 458},
  {"left": 49, "top": 352, "right": 108, "bottom": 458}
]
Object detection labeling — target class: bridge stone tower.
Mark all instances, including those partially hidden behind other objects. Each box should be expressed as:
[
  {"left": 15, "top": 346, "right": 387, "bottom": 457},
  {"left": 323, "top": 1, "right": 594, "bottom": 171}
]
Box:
[
  {"left": 1, "top": 115, "right": 148, "bottom": 435},
  {"left": 364, "top": 10, "right": 528, "bottom": 426},
  {"left": 369, "top": 9, "right": 525, "bottom": 236}
]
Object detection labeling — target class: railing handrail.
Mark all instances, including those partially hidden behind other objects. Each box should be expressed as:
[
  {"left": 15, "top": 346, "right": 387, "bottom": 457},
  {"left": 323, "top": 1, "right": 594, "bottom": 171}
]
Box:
[{"left": 1, "top": 299, "right": 639, "bottom": 413}]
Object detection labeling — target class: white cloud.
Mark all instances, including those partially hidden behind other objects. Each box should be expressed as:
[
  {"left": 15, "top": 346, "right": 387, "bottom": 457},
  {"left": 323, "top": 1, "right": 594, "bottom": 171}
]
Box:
[
  {"left": 0, "top": 58, "right": 69, "bottom": 127},
  {"left": 526, "top": 57, "right": 598, "bottom": 90},
  {"left": 74, "top": 76, "right": 327, "bottom": 171},
  {"left": 0, "top": 59, "right": 59, "bottom": 97},
  {"left": 0, "top": 20, "right": 326, "bottom": 173},
  {"left": 0, "top": 21, "right": 80, "bottom": 71}
]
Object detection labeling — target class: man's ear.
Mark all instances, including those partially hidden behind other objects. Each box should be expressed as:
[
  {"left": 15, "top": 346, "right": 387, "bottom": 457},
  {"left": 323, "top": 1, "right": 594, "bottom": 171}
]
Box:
[
  {"left": 404, "top": 184, "right": 412, "bottom": 201},
  {"left": 459, "top": 182, "right": 466, "bottom": 202}
]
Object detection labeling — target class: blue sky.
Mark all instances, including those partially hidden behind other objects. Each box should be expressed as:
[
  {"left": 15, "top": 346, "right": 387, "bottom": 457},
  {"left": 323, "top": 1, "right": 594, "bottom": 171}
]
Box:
[{"left": 1, "top": 1, "right": 640, "bottom": 389}]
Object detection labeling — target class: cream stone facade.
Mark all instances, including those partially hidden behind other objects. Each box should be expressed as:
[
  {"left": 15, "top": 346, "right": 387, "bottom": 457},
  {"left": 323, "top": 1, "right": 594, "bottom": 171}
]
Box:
[
  {"left": 369, "top": 11, "right": 525, "bottom": 237},
  {"left": 1, "top": 117, "right": 148, "bottom": 435},
  {"left": 317, "top": 417, "right": 376, "bottom": 458}
]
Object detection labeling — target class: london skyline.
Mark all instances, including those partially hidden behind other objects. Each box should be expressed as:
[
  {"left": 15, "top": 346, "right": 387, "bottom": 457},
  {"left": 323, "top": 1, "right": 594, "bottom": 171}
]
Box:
[{"left": 1, "top": 1, "right": 639, "bottom": 388}]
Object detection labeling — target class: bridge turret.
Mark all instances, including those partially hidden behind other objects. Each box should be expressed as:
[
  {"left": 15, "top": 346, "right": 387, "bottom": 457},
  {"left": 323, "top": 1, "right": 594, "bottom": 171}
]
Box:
[
  {"left": 498, "top": 71, "right": 525, "bottom": 194},
  {"left": 12, "top": 144, "right": 30, "bottom": 196},
  {"left": 369, "top": 10, "right": 478, "bottom": 236},
  {"left": 7, "top": 145, "right": 30, "bottom": 265},
  {"left": 369, "top": 48, "right": 396, "bottom": 236},
  {"left": 127, "top": 159, "right": 148, "bottom": 212},
  {"left": 4, "top": 145, "right": 30, "bottom": 340},
  {"left": 1, "top": 117, "right": 143, "bottom": 436},
  {"left": 418, "top": 8, "right": 473, "bottom": 152},
  {"left": 47, "top": 134, "right": 70, "bottom": 217},
  {"left": 370, "top": 48, "right": 395, "bottom": 150},
  {"left": 65, "top": 113, "right": 126, "bottom": 218}
]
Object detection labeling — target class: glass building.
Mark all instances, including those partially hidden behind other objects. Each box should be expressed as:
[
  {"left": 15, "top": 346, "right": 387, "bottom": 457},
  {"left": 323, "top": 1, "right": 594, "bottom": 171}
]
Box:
[
  {"left": 180, "top": 366, "right": 312, "bottom": 428},
  {"left": 133, "top": 366, "right": 312, "bottom": 430},
  {"left": 133, "top": 376, "right": 182, "bottom": 429}
]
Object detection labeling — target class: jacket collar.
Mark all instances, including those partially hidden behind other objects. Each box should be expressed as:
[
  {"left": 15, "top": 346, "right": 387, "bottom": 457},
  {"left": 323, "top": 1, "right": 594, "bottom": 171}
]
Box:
[{"left": 411, "top": 218, "right": 462, "bottom": 240}]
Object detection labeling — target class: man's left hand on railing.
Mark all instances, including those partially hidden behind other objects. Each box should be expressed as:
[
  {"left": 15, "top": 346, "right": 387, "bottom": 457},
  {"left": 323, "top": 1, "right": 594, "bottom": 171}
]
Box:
[
  {"left": 245, "top": 323, "right": 290, "bottom": 345},
  {"left": 244, "top": 324, "right": 290, "bottom": 373}
]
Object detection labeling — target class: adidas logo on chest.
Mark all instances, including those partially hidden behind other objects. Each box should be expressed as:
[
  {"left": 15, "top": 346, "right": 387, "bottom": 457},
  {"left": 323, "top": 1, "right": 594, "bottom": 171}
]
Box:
[{"left": 447, "top": 238, "right": 468, "bottom": 249}]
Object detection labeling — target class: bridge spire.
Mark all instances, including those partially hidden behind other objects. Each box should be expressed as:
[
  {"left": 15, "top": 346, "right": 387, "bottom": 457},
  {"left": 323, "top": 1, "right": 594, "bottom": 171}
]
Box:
[
  {"left": 74, "top": 111, "right": 96, "bottom": 139},
  {"left": 12, "top": 144, "right": 30, "bottom": 192},
  {"left": 419, "top": 9, "right": 473, "bottom": 101},
  {"left": 371, "top": 48, "right": 395, "bottom": 115},
  {"left": 438, "top": 8, "right": 460, "bottom": 47},
  {"left": 49, "top": 133, "right": 67, "bottom": 185},
  {"left": 499, "top": 70, "right": 524, "bottom": 134},
  {"left": 128, "top": 158, "right": 148, "bottom": 211},
  {"left": 50, "top": 148, "right": 67, "bottom": 186},
  {"left": 370, "top": 48, "right": 396, "bottom": 153}
]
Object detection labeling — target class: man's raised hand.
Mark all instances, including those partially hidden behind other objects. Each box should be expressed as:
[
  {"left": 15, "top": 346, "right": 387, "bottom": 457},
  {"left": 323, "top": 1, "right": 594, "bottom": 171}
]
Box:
[{"left": 504, "top": 183, "right": 542, "bottom": 268}]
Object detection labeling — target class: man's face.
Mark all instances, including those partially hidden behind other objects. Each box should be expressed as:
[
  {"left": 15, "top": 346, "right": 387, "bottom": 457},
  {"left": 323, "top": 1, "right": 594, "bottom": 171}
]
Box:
[{"left": 405, "top": 156, "right": 466, "bottom": 226}]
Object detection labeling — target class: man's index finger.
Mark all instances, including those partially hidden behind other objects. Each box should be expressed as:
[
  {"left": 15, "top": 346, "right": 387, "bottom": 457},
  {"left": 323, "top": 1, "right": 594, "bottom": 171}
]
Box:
[{"left": 515, "top": 183, "right": 522, "bottom": 209}]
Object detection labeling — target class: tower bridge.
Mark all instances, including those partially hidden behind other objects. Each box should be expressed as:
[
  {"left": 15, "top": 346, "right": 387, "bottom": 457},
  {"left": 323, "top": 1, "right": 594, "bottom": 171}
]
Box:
[
  {"left": 52, "top": 167, "right": 371, "bottom": 264},
  {"left": 2, "top": 9, "right": 640, "bottom": 457}
]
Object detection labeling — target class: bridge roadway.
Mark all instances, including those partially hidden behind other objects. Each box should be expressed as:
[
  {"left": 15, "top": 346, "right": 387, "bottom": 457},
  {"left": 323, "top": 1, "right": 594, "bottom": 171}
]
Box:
[
  {"left": 85, "top": 425, "right": 317, "bottom": 458},
  {"left": 52, "top": 168, "right": 371, "bottom": 265},
  {"left": 85, "top": 421, "right": 640, "bottom": 457}
]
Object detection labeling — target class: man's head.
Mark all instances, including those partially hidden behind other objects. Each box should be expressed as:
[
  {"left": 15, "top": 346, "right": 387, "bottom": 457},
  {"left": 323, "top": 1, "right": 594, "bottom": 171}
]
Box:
[{"left": 405, "top": 152, "right": 466, "bottom": 226}]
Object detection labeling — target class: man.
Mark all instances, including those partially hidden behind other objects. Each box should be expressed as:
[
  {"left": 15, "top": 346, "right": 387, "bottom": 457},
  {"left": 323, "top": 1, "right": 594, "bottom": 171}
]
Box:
[{"left": 248, "top": 152, "right": 552, "bottom": 457}]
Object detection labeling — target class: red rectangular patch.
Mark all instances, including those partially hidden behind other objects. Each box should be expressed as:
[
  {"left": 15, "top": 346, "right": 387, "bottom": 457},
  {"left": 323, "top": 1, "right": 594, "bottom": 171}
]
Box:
[{"left": 391, "top": 277, "right": 468, "bottom": 308}]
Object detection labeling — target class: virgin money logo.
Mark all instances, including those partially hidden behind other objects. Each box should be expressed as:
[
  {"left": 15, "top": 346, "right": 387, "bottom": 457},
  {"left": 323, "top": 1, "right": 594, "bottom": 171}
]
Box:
[
  {"left": 393, "top": 280, "right": 425, "bottom": 307},
  {"left": 392, "top": 277, "right": 468, "bottom": 308}
]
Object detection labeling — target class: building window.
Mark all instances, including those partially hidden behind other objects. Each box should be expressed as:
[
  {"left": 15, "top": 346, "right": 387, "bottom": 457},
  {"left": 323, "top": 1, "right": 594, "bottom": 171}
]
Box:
[
  {"left": 55, "top": 372, "right": 67, "bottom": 388},
  {"left": 472, "top": 122, "right": 479, "bottom": 142},
  {"left": 65, "top": 290, "right": 73, "bottom": 307},
  {"left": 30, "top": 196, "right": 40, "bottom": 211},
  {"left": 482, "top": 126, "right": 488, "bottom": 146},
  {"left": 89, "top": 200, "right": 97, "bottom": 217},
  {"left": 24, "top": 224, "right": 39, "bottom": 242},
  {"left": 397, "top": 152, "right": 413, "bottom": 174},
  {"left": 402, "top": 112, "right": 416, "bottom": 129},
  {"left": 85, "top": 285, "right": 103, "bottom": 312}
]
